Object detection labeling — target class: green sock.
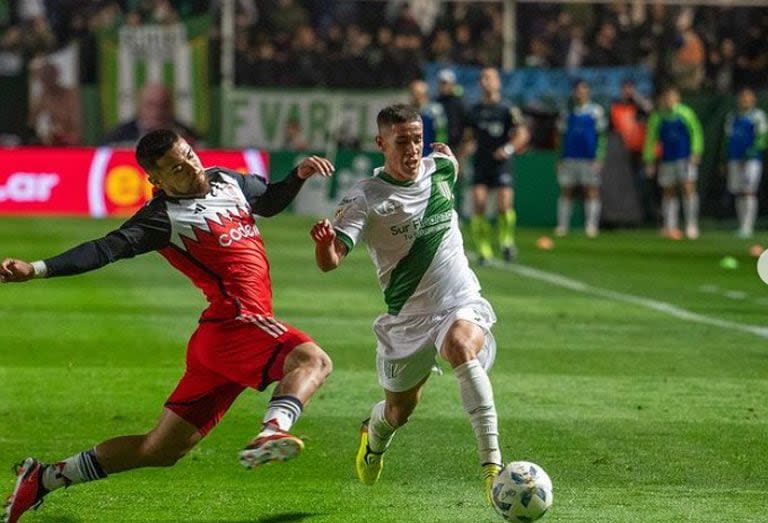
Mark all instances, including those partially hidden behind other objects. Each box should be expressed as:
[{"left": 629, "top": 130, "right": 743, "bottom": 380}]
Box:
[
  {"left": 470, "top": 215, "right": 494, "bottom": 259},
  {"left": 497, "top": 209, "right": 517, "bottom": 248}
]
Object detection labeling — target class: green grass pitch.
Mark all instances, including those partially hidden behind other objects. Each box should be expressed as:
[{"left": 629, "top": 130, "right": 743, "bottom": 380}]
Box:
[{"left": 1, "top": 215, "right": 767, "bottom": 522}]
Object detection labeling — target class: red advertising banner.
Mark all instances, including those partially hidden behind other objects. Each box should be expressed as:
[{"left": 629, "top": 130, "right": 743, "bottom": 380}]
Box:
[{"left": 0, "top": 148, "right": 269, "bottom": 217}]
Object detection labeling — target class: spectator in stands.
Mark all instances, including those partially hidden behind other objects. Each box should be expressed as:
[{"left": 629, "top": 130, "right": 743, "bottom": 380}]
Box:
[
  {"left": 563, "top": 23, "right": 588, "bottom": 71},
  {"left": 668, "top": 12, "right": 706, "bottom": 91},
  {"left": 451, "top": 23, "right": 476, "bottom": 65},
  {"left": 643, "top": 86, "right": 704, "bottom": 240},
  {"left": 101, "top": 83, "right": 200, "bottom": 147},
  {"left": 735, "top": 24, "right": 768, "bottom": 89},
  {"left": 286, "top": 24, "right": 324, "bottom": 86},
  {"left": 587, "top": 22, "right": 621, "bottom": 66},
  {"left": 708, "top": 38, "right": 737, "bottom": 94},
  {"left": 28, "top": 60, "right": 81, "bottom": 146},
  {"left": 428, "top": 29, "right": 453, "bottom": 64},
  {"left": 524, "top": 37, "right": 551, "bottom": 68}
]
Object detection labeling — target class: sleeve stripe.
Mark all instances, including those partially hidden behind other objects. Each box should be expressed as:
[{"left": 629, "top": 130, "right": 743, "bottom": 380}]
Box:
[{"left": 335, "top": 229, "right": 355, "bottom": 253}]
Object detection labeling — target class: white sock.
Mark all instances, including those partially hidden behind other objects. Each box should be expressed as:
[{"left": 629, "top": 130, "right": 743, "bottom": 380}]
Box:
[
  {"left": 662, "top": 196, "right": 679, "bottom": 231},
  {"left": 557, "top": 196, "right": 572, "bottom": 230},
  {"left": 258, "top": 395, "right": 303, "bottom": 437},
  {"left": 455, "top": 359, "right": 501, "bottom": 466},
  {"left": 367, "top": 401, "right": 396, "bottom": 453},
  {"left": 41, "top": 448, "right": 107, "bottom": 492},
  {"left": 744, "top": 195, "right": 758, "bottom": 234},
  {"left": 683, "top": 192, "right": 699, "bottom": 229},
  {"left": 585, "top": 198, "right": 601, "bottom": 231}
]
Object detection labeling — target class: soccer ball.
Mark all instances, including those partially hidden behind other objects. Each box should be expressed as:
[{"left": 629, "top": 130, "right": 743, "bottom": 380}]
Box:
[{"left": 491, "top": 461, "right": 553, "bottom": 522}]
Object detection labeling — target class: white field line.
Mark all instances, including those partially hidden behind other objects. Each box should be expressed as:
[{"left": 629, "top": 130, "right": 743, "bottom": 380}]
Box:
[{"left": 498, "top": 263, "right": 768, "bottom": 340}]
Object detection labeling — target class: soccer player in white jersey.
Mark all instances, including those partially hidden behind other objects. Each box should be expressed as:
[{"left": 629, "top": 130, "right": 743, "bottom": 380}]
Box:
[{"left": 310, "top": 104, "right": 503, "bottom": 504}]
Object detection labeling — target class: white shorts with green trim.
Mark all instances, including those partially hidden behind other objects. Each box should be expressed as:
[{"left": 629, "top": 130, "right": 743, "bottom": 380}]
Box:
[
  {"left": 557, "top": 159, "right": 601, "bottom": 188},
  {"left": 373, "top": 297, "right": 497, "bottom": 392},
  {"left": 727, "top": 160, "right": 762, "bottom": 194},
  {"left": 658, "top": 160, "right": 698, "bottom": 188}
]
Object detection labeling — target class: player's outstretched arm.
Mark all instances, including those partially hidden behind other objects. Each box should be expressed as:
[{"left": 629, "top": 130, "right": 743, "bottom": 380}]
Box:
[
  {"left": 0, "top": 258, "right": 37, "bottom": 283},
  {"left": 295, "top": 156, "right": 335, "bottom": 180},
  {"left": 310, "top": 219, "right": 347, "bottom": 272},
  {"left": 250, "top": 156, "right": 335, "bottom": 217}
]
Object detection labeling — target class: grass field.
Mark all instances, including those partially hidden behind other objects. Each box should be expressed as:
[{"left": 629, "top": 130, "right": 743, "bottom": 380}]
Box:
[{"left": 1, "top": 215, "right": 767, "bottom": 522}]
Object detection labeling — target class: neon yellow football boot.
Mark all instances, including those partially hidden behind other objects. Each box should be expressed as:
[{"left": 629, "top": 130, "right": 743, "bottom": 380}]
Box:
[
  {"left": 483, "top": 462, "right": 503, "bottom": 505},
  {"left": 356, "top": 419, "right": 384, "bottom": 486}
]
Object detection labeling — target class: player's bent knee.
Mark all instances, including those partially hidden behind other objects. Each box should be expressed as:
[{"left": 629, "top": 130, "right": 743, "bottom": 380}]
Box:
[
  {"left": 441, "top": 339, "right": 477, "bottom": 368},
  {"left": 303, "top": 346, "right": 333, "bottom": 378}
]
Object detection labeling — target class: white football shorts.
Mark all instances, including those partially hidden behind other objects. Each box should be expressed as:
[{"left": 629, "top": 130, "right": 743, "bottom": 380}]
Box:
[
  {"left": 727, "top": 160, "right": 762, "bottom": 194},
  {"left": 373, "top": 297, "right": 497, "bottom": 392}
]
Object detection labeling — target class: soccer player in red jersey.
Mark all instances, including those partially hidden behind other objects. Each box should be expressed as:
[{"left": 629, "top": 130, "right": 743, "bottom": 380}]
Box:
[{"left": 0, "top": 129, "right": 335, "bottom": 522}]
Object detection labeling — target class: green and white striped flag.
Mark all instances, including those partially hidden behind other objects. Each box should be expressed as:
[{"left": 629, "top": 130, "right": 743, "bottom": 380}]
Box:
[{"left": 98, "top": 15, "right": 210, "bottom": 134}]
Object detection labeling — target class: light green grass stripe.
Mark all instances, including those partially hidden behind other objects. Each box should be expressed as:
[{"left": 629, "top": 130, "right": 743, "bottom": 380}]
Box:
[{"left": 502, "top": 263, "right": 768, "bottom": 339}]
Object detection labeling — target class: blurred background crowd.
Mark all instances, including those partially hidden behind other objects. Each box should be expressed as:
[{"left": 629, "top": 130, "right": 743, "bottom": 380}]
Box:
[{"left": 2, "top": 0, "right": 766, "bottom": 92}]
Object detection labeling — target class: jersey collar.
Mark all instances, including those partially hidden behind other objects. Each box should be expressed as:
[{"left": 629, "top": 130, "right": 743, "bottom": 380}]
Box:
[{"left": 375, "top": 169, "right": 416, "bottom": 186}]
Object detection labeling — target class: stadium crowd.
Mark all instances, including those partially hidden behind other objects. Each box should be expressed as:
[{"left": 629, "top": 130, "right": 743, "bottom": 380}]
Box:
[{"left": 1, "top": 1, "right": 767, "bottom": 91}]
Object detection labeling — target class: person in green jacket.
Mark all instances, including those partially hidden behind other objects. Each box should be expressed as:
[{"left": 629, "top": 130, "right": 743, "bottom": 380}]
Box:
[{"left": 643, "top": 86, "right": 704, "bottom": 239}]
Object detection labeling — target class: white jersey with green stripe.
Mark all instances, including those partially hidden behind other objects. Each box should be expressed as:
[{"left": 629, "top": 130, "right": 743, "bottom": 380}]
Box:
[{"left": 332, "top": 152, "right": 482, "bottom": 316}]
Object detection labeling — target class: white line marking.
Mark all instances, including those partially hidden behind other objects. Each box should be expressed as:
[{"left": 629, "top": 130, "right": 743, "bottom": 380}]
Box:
[{"left": 498, "top": 263, "right": 768, "bottom": 339}]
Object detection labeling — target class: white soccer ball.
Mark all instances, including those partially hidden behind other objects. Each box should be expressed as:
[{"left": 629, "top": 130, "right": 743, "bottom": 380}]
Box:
[{"left": 491, "top": 461, "right": 553, "bottom": 522}]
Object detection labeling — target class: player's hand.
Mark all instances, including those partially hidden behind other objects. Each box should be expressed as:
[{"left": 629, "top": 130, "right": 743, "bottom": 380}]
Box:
[
  {"left": 296, "top": 156, "right": 335, "bottom": 179},
  {"left": 493, "top": 146, "right": 512, "bottom": 161},
  {"left": 310, "top": 219, "right": 336, "bottom": 245},
  {"left": 644, "top": 164, "right": 656, "bottom": 179},
  {"left": 592, "top": 160, "right": 604, "bottom": 173},
  {"left": 0, "top": 258, "right": 35, "bottom": 283},
  {"left": 690, "top": 154, "right": 701, "bottom": 166},
  {"left": 430, "top": 142, "right": 454, "bottom": 159}
]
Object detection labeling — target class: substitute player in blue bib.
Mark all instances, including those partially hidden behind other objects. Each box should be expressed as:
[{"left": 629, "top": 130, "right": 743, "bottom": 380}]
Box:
[
  {"left": 555, "top": 79, "right": 607, "bottom": 238},
  {"left": 643, "top": 86, "right": 704, "bottom": 240},
  {"left": 463, "top": 67, "right": 530, "bottom": 263},
  {"left": 724, "top": 87, "right": 767, "bottom": 238}
]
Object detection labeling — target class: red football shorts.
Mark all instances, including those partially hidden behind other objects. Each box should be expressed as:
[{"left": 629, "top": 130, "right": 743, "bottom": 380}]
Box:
[{"left": 165, "top": 316, "right": 313, "bottom": 436}]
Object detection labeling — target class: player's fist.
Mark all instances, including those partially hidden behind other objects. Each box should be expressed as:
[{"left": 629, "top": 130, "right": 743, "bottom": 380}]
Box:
[
  {"left": 430, "top": 142, "right": 454, "bottom": 158},
  {"left": 0, "top": 258, "right": 35, "bottom": 283},
  {"left": 310, "top": 219, "right": 336, "bottom": 245},
  {"left": 296, "top": 156, "right": 335, "bottom": 179}
]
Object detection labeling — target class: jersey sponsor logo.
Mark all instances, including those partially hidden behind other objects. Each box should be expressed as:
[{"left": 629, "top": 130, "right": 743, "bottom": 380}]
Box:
[
  {"left": 390, "top": 211, "right": 453, "bottom": 240},
  {"left": 218, "top": 222, "right": 259, "bottom": 247},
  {"left": 0, "top": 172, "right": 59, "bottom": 202},
  {"left": 374, "top": 199, "right": 403, "bottom": 216}
]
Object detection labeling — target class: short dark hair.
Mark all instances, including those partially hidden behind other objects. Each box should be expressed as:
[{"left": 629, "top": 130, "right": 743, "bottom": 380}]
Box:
[
  {"left": 572, "top": 78, "right": 589, "bottom": 89},
  {"left": 377, "top": 104, "right": 421, "bottom": 130},
  {"left": 135, "top": 129, "right": 180, "bottom": 173}
]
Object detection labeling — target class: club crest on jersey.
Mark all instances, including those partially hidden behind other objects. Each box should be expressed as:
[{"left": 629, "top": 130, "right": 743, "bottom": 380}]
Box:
[{"left": 373, "top": 199, "right": 403, "bottom": 216}]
